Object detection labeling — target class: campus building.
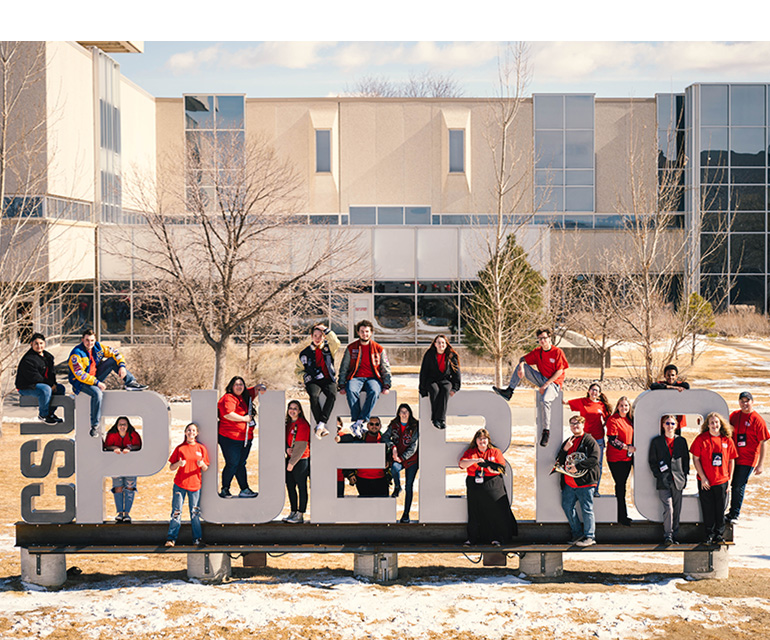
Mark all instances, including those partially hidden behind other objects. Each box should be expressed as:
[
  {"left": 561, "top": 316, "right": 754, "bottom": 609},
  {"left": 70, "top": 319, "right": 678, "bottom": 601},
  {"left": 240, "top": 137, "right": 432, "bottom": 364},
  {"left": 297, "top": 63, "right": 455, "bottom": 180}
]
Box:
[{"left": 3, "top": 41, "right": 769, "bottom": 346}]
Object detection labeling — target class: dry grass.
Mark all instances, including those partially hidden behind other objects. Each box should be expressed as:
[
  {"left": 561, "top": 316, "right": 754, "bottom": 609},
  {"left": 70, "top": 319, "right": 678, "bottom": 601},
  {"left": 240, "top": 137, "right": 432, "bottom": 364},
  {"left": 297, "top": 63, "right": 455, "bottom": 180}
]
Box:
[{"left": 713, "top": 310, "right": 770, "bottom": 338}]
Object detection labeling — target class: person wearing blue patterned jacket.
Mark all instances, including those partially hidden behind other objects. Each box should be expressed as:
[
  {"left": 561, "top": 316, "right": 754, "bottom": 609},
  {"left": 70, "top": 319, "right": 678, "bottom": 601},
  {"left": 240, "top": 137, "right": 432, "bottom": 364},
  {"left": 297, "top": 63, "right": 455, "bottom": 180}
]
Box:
[{"left": 68, "top": 329, "right": 147, "bottom": 437}]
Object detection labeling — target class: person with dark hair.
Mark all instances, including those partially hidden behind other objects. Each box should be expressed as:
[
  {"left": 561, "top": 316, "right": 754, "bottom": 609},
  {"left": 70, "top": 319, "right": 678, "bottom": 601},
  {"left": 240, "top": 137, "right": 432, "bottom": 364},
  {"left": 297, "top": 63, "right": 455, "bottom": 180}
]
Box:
[
  {"left": 103, "top": 416, "right": 142, "bottom": 523},
  {"left": 353, "top": 417, "right": 391, "bottom": 497},
  {"left": 493, "top": 328, "right": 569, "bottom": 447},
  {"left": 459, "top": 428, "right": 517, "bottom": 545},
  {"left": 16, "top": 332, "right": 65, "bottom": 424},
  {"left": 649, "top": 414, "right": 690, "bottom": 544},
  {"left": 165, "top": 422, "right": 209, "bottom": 547},
  {"left": 555, "top": 415, "right": 601, "bottom": 546},
  {"left": 650, "top": 364, "right": 690, "bottom": 392},
  {"left": 384, "top": 403, "right": 419, "bottom": 523},
  {"left": 690, "top": 412, "right": 738, "bottom": 544},
  {"left": 68, "top": 329, "right": 147, "bottom": 438},
  {"left": 283, "top": 400, "right": 311, "bottom": 524},
  {"left": 419, "top": 334, "right": 461, "bottom": 429},
  {"left": 564, "top": 382, "right": 612, "bottom": 494},
  {"left": 605, "top": 396, "right": 635, "bottom": 526},
  {"left": 217, "top": 376, "right": 266, "bottom": 498},
  {"left": 296, "top": 323, "right": 340, "bottom": 439},
  {"left": 338, "top": 320, "right": 392, "bottom": 438}
]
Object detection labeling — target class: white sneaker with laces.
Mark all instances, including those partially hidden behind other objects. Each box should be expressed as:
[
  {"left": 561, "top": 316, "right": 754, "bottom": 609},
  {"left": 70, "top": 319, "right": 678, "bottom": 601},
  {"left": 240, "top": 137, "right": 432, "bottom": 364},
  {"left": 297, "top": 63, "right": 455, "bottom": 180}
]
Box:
[{"left": 315, "top": 423, "right": 329, "bottom": 439}]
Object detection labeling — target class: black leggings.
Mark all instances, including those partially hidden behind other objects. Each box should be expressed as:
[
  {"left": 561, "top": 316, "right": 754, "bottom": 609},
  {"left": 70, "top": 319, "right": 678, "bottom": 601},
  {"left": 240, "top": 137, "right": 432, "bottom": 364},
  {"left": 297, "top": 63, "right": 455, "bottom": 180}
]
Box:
[
  {"left": 608, "top": 460, "right": 633, "bottom": 523},
  {"left": 286, "top": 458, "right": 310, "bottom": 513}
]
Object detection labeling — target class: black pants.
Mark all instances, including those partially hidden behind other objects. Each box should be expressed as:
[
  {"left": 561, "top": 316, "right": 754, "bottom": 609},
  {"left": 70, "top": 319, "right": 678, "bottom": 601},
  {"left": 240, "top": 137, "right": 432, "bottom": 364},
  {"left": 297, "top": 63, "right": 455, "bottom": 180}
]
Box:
[
  {"left": 356, "top": 476, "right": 389, "bottom": 497},
  {"left": 608, "top": 460, "right": 633, "bottom": 523},
  {"left": 699, "top": 480, "right": 728, "bottom": 537},
  {"left": 427, "top": 380, "right": 453, "bottom": 423},
  {"left": 219, "top": 434, "right": 252, "bottom": 492},
  {"left": 286, "top": 458, "right": 310, "bottom": 513},
  {"left": 465, "top": 475, "right": 518, "bottom": 544},
  {"left": 306, "top": 379, "right": 337, "bottom": 424}
]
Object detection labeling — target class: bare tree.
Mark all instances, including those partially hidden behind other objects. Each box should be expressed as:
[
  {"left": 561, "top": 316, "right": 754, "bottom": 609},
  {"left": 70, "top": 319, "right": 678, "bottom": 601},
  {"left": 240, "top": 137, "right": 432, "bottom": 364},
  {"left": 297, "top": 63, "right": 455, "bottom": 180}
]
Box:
[
  {"left": 347, "top": 70, "right": 464, "bottom": 98},
  {"left": 126, "top": 131, "right": 361, "bottom": 392}
]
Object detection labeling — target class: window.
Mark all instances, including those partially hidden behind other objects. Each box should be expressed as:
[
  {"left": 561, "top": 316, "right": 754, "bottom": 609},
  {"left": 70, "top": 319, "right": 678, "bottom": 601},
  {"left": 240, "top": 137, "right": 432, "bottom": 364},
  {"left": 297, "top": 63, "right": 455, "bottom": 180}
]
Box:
[
  {"left": 316, "top": 129, "right": 331, "bottom": 173},
  {"left": 449, "top": 129, "right": 465, "bottom": 173}
]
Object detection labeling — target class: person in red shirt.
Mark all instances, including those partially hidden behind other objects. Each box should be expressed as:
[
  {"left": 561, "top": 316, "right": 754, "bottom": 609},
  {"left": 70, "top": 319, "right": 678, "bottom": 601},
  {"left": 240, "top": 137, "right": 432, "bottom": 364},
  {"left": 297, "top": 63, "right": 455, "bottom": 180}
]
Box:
[
  {"left": 338, "top": 320, "right": 392, "bottom": 438},
  {"left": 493, "top": 328, "right": 569, "bottom": 447},
  {"left": 103, "top": 416, "right": 142, "bottom": 523},
  {"left": 283, "top": 400, "right": 311, "bottom": 524},
  {"left": 563, "top": 383, "right": 612, "bottom": 494},
  {"left": 217, "top": 376, "right": 266, "bottom": 498},
  {"left": 690, "top": 412, "right": 738, "bottom": 544},
  {"left": 459, "top": 428, "right": 517, "bottom": 545},
  {"left": 605, "top": 396, "right": 636, "bottom": 526},
  {"left": 727, "top": 391, "right": 769, "bottom": 523},
  {"left": 165, "top": 422, "right": 210, "bottom": 547},
  {"left": 419, "top": 334, "right": 461, "bottom": 430},
  {"left": 384, "top": 403, "right": 420, "bottom": 523},
  {"left": 353, "top": 417, "right": 391, "bottom": 497},
  {"left": 649, "top": 414, "right": 690, "bottom": 545}
]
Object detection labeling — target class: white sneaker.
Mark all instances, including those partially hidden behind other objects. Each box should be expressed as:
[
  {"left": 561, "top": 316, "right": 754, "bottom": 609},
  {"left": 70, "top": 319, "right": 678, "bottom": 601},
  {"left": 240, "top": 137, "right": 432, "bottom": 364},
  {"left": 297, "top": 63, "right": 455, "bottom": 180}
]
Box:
[
  {"left": 314, "top": 423, "right": 329, "bottom": 439},
  {"left": 351, "top": 419, "right": 365, "bottom": 438},
  {"left": 575, "top": 537, "right": 596, "bottom": 547}
]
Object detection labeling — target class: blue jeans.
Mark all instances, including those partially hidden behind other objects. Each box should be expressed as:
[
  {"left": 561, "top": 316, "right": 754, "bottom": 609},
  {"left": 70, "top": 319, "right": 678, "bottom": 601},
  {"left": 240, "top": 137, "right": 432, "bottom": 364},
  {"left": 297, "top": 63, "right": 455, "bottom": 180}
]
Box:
[
  {"left": 595, "top": 439, "right": 605, "bottom": 495},
  {"left": 112, "top": 476, "right": 137, "bottom": 515},
  {"left": 18, "top": 383, "right": 65, "bottom": 417},
  {"left": 77, "top": 360, "right": 135, "bottom": 427},
  {"left": 345, "top": 377, "right": 382, "bottom": 422},
  {"left": 728, "top": 464, "right": 754, "bottom": 519},
  {"left": 391, "top": 461, "right": 418, "bottom": 518},
  {"left": 561, "top": 484, "right": 596, "bottom": 540},
  {"left": 218, "top": 434, "right": 252, "bottom": 492},
  {"left": 507, "top": 363, "right": 559, "bottom": 432},
  {"left": 166, "top": 484, "right": 202, "bottom": 542}
]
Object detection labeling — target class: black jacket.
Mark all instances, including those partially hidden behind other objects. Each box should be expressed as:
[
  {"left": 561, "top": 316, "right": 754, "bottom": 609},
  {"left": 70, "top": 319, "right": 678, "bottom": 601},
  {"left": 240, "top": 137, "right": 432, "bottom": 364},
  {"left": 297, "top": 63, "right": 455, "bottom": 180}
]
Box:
[
  {"left": 418, "top": 349, "right": 461, "bottom": 397},
  {"left": 15, "top": 348, "right": 57, "bottom": 389},
  {"left": 648, "top": 434, "right": 690, "bottom": 491},
  {"left": 555, "top": 433, "right": 601, "bottom": 488}
]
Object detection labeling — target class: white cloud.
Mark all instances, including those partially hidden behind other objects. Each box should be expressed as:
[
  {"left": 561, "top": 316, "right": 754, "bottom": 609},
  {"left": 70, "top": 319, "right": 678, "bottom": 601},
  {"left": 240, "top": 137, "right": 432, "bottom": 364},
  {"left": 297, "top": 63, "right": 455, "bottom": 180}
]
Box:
[
  {"left": 166, "top": 44, "right": 222, "bottom": 74},
  {"left": 225, "top": 42, "right": 329, "bottom": 69}
]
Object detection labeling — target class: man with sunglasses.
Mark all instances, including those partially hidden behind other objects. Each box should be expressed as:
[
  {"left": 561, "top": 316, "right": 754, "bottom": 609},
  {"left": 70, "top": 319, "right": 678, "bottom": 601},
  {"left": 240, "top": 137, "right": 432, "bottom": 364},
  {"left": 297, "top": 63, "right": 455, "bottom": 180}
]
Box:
[
  {"left": 353, "top": 417, "right": 390, "bottom": 497},
  {"left": 493, "top": 328, "right": 569, "bottom": 447}
]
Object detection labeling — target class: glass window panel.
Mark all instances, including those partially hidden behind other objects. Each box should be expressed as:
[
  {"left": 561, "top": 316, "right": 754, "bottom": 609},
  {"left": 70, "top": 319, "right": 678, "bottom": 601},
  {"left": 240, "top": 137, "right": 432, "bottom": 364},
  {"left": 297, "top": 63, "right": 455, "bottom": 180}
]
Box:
[
  {"left": 214, "top": 95, "right": 244, "bottom": 129},
  {"left": 700, "top": 85, "right": 729, "bottom": 126},
  {"left": 330, "top": 294, "right": 349, "bottom": 342},
  {"left": 102, "top": 280, "right": 131, "bottom": 294},
  {"left": 63, "top": 295, "right": 94, "bottom": 334},
  {"left": 533, "top": 213, "right": 564, "bottom": 228},
  {"left": 184, "top": 95, "right": 214, "bottom": 129},
  {"left": 658, "top": 129, "right": 679, "bottom": 167},
  {"left": 449, "top": 129, "right": 464, "bottom": 173},
  {"left": 565, "top": 130, "right": 593, "bottom": 168},
  {"left": 731, "top": 234, "right": 765, "bottom": 273},
  {"left": 534, "top": 95, "right": 563, "bottom": 129},
  {"left": 656, "top": 93, "right": 684, "bottom": 132},
  {"left": 594, "top": 215, "right": 626, "bottom": 229},
  {"left": 536, "top": 169, "right": 563, "bottom": 186},
  {"left": 316, "top": 129, "right": 331, "bottom": 173},
  {"left": 565, "top": 95, "right": 593, "bottom": 129},
  {"left": 731, "top": 85, "right": 765, "bottom": 126},
  {"left": 701, "top": 167, "right": 728, "bottom": 183},
  {"left": 731, "top": 168, "right": 765, "bottom": 184},
  {"left": 731, "top": 276, "right": 765, "bottom": 313},
  {"left": 133, "top": 297, "right": 163, "bottom": 335},
  {"left": 702, "top": 185, "right": 728, "bottom": 211},
  {"left": 731, "top": 127, "right": 765, "bottom": 166},
  {"left": 732, "top": 185, "right": 765, "bottom": 211},
  {"left": 349, "top": 206, "right": 376, "bottom": 225},
  {"left": 216, "top": 130, "right": 245, "bottom": 166},
  {"left": 701, "top": 211, "right": 728, "bottom": 233},
  {"left": 378, "top": 206, "right": 404, "bottom": 225},
  {"left": 101, "top": 295, "right": 130, "bottom": 335},
  {"left": 565, "top": 187, "right": 594, "bottom": 212},
  {"left": 417, "top": 281, "right": 456, "bottom": 293},
  {"left": 417, "top": 296, "right": 458, "bottom": 338},
  {"left": 374, "top": 281, "right": 415, "bottom": 294},
  {"left": 732, "top": 211, "right": 765, "bottom": 232},
  {"left": 701, "top": 233, "right": 728, "bottom": 273},
  {"left": 405, "top": 206, "right": 431, "bottom": 225},
  {"left": 536, "top": 185, "right": 563, "bottom": 212},
  {"left": 700, "top": 127, "right": 728, "bottom": 166},
  {"left": 535, "top": 131, "right": 564, "bottom": 169},
  {"left": 566, "top": 170, "right": 593, "bottom": 186},
  {"left": 701, "top": 275, "right": 729, "bottom": 312},
  {"left": 563, "top": 214, "right": 594, "bottom": 228},
  {"left": 373, "top": 296, "right": 414, "bottom": 342}
]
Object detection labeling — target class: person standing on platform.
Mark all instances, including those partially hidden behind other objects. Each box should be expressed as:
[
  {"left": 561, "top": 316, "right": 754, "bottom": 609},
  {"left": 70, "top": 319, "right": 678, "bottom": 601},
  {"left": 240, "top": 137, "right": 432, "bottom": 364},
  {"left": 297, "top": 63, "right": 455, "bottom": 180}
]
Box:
[
  {"left": 649, "top": 414, "right": 690, "bottom": 545},
  {"left": 564, "top": 382, "right": 611, "bottom": 494}
]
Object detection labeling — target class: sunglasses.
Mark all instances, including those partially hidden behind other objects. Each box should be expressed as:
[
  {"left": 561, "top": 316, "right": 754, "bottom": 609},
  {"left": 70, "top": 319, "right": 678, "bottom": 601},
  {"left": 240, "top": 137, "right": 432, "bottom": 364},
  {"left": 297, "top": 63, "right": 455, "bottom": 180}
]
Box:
[
  {"left": 664, "top": 421, "right": 677, "bottom": 425},
  {"left": 369, "top": 421, "right": 380, "bottom": 426}
]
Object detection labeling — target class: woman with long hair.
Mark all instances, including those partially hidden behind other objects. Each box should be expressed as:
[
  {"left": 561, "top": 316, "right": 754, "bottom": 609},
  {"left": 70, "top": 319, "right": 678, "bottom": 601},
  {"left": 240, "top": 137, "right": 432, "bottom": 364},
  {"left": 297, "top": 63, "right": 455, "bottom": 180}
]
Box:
[
  {"left": 419, "top": 335, "right": 461, "bottom": 429},
  {"left": 384, "top": 403, "right": 419, "bottom": 522},
  {"left": 283, "top": 400, "right": 311, "bottom": 524},
  {"left": 103, "top": 416, "right": 142, "bottom": 523},
  {"left": 649, "top": 414, "right": 690, "bottom": 544},
  {"left": 459, "top": 428, "right": 517, "bottom": 545},
  {"left": 217, "top": 376, "right": 265, "bottom": 498},
  {"left": 605, "top": 396, "right": 635, "bottom": 526},
  {"left": 564, "top": 383, "right": 612, "bottom": 494}
]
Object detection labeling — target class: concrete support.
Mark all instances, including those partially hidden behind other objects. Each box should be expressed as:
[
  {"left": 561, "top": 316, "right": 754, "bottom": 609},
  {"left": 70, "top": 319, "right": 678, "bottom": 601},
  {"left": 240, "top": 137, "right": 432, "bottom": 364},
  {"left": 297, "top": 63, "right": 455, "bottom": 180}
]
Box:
[
  {"left": 518, "top": 551, "right": 563, "bottom": 578},
  {"left": 683, "top": 546, "right": 730, "bottom": 580},
  {"left": 20, "top": 549, "right": 67, "bottom": 588},
  {"left": 353, "top": 553, "right": 398, "bottom": 582},
  {"left": 187, "top": 552, "right": 231, "bottom": 583}
]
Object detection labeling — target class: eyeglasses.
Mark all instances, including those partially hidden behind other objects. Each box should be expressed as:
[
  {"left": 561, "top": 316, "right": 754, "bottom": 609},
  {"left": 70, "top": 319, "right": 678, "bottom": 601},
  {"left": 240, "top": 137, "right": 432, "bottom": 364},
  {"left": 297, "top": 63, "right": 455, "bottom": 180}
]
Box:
[
  {"left": 569, "top": 421, "right": 581, "bottom": 426},
  {"left": 368, "top": 421, "right": 380, "bottom": 426},
  {"left": 537, "top": 336, "right": 549, "bottom": 342}
]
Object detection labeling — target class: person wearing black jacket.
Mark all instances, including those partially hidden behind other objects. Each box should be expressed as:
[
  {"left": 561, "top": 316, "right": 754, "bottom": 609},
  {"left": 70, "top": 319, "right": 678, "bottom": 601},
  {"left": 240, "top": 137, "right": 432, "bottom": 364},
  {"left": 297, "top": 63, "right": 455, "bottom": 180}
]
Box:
[
  {"left": 15, "top": 333, "right": 64, "bottom": 424},
  {"left": 555, "top": 415, "right": 600, "bottom": 546},
  {"left": 295, "top": 324, "right": 340, "bottom": 439},
  {"left": 419, "top": 335, "right": 461, "bottom": 429},
  {"left": 648, "top": 414, "right": 690, "bottom": 545}
]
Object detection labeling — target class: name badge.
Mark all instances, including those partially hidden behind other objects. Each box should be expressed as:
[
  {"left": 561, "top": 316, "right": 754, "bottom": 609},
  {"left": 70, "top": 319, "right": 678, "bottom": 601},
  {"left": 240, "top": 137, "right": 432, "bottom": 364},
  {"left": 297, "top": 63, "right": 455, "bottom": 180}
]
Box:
[
  {"left": 659, "top": 462, "right": 669, "bottom": 472},
  {"left": 737, "top": 433, "right": 747, "bottom": 447},
  {"left": 712, "top": 451, "right": 723, "bottom": 467}
]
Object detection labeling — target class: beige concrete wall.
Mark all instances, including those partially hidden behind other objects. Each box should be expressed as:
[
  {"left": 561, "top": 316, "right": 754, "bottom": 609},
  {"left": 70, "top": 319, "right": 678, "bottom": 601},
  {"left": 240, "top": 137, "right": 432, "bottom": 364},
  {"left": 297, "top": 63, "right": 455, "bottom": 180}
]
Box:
[
  {"left": 120, "top": 76, "right": 156, "bottom": 211},
  {"left": 45, "top": 41, "right": 95, "bottom": 202},
  {"left": 47, "top": 221, "right": 95, "bottom": 281},
  {"left": 154, "top": 98, "right": 185, "bottom": 212}
]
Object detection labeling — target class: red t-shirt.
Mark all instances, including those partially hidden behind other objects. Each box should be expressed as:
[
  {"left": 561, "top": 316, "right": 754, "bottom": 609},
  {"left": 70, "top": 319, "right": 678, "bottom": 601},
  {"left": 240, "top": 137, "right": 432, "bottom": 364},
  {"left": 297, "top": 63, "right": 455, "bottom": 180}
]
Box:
[
  {"left": 104, "top": 430, "right": 142, "bottom": 451},
  {"left": 460, "top": 446, "right": 506, "bottom": 477},
  {"left": 605, "top": 414, "right": 634, "bottom": 462},
  {"left": 356, "top": 343, "right": 374, "bottom": 379},
  {"left": 666, "top": 436, "right": 675, "bottom": 456},
  {"left": 169, "top": 441, "right": 210, "bottom": 491},
  {"left": 436, "top": 352, "right": 446, "bottom": 373},
  {"left": 286, "top": 418, "right": 311, "bottom": 460},
  {"left": 729, "top": 410, "right": 770, "bottom": 467},
  {"left": 524, "top": 346, "right": 569, "bottom": 387},
  {"left": 357, "top": 431, "right": 387, "bottom": 479},
  {"left": 217, "top": 388, "right": 257, "bottom": 441},
  {"left": 690, "top": 431, "right": 738, "bottom": 487},
  {"left": 567, "top": 398, "right": 608, "bottom": 440}
]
